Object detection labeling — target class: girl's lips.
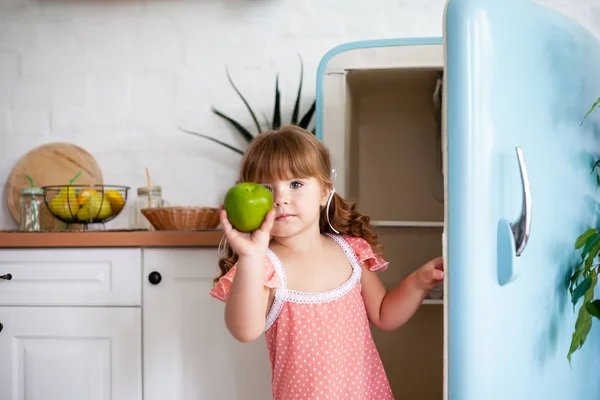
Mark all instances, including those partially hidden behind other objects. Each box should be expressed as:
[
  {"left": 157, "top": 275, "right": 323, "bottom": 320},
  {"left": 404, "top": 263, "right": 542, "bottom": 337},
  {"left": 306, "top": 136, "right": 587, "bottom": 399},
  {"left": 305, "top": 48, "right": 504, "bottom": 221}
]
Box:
[{"left": 276, "top": 214, "right": 293, "bottom": 220}]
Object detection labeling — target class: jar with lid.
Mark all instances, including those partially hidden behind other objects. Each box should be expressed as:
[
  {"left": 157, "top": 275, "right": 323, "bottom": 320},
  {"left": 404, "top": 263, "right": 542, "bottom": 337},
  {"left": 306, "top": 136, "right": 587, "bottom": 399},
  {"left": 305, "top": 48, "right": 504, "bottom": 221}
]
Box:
[
  {"left": 19, "top": 187, "right": 45, "bottom": 231},
  {"left": 135, "top": 185, "right": 163, "bottom": 230}
]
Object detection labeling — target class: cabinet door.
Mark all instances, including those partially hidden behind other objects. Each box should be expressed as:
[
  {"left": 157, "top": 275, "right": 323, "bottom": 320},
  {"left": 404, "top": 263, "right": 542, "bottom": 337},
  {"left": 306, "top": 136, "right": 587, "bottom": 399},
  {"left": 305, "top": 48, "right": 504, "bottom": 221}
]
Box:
[
  {"left": 0, "top": 307, "right": 142, "bottom": 400},
  {"left": 143, "top": 249, "right": 272, "bottom": 400}
]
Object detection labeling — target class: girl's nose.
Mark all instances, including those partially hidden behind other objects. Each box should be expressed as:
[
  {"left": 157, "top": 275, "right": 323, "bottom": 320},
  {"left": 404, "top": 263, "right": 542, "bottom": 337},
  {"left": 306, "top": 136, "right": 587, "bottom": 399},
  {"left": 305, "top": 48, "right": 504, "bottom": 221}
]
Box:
[{"left": 273, "top": 191, "right": 289, "bottom": 207}]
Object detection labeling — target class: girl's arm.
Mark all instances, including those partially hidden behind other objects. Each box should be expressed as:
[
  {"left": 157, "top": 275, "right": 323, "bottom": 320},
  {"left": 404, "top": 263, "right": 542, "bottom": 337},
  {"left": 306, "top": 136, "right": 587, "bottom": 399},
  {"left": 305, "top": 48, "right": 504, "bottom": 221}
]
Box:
[
  {"left": 224, "top": 255, "right": 271, "bottom": 342},
  {"left": 218, "top": 207, "right": 276, "bottom": 342},
  {"left": 360, "top": 257, "right": 443, "bottom": 331}
]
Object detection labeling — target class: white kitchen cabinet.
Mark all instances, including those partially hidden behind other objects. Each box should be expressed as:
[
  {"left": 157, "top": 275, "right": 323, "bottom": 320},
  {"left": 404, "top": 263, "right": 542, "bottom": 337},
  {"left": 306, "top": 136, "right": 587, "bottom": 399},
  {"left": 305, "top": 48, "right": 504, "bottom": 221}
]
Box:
[
  {"left": 0, "top": 249, "right": 143, "bottom": 400},
  {"left": 142, "top": 248, "right": 272, "bottom": 400},
  {"left": 0, "top": 248, "right": 142, "bottom": 306},
  {"left": 0, "top": 246, "right": 272, "bottom": 400},
  {"left": 0, "top": 307, "right": 141, "bottom": 400}
]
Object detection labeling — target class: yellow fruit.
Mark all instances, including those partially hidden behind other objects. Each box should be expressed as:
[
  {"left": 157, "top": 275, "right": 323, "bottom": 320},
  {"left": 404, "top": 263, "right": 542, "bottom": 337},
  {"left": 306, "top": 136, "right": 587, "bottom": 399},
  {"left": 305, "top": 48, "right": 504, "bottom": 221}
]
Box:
[
  {"left": 76, "top": 189, "right": 97, "bottom": 206},
  {"left": 77, "top": 193, "right": 112, "bottom": 222},
  {"left": 104, "top": 189, "right": 125, "bottom": 214},
  {"left": 49, "top": 186, "right": 79, "bottom": 221}
]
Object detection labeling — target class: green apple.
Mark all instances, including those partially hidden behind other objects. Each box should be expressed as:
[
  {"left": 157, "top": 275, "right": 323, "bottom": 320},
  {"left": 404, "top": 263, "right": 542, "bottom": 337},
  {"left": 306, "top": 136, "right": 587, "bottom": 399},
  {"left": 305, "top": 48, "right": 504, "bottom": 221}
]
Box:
[{"left": 224, "top": 182, "right": 273, "bottom": 232}]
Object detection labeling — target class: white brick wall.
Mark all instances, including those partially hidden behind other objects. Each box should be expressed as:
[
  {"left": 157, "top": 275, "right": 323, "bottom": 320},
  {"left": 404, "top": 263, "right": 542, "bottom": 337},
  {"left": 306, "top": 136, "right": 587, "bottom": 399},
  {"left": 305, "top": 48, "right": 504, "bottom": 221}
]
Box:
[{"left": 0, "top": 0, "right": 598, "bottom": 230}]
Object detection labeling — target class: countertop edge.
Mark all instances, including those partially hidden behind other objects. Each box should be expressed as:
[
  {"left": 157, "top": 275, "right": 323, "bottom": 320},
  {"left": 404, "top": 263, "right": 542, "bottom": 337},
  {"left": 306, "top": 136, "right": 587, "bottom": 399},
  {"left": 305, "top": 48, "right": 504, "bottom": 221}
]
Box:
[{"left": 0, "top": 230, "right": 224, "bottom": 248}]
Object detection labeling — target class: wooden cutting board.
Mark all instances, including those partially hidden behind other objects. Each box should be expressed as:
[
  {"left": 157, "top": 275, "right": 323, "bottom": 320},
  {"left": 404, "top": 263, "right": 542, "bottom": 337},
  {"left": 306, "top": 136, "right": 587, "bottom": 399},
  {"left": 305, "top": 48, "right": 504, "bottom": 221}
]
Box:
[{"left": 5, "top": 142, "right": 104, "bottom": 225}]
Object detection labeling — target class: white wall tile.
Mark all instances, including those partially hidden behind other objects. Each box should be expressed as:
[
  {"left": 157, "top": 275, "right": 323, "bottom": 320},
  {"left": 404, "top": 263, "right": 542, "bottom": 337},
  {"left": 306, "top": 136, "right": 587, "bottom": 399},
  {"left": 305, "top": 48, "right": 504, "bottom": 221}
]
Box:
[{"left": 0, "top": 0, "right": 596, "bottom": 229}]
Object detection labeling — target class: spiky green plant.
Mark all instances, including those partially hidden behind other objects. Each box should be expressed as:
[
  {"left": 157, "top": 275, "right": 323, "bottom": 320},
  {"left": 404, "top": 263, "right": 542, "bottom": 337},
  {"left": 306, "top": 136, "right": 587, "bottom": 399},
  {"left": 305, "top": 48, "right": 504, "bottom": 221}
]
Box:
[{"left": 181, "top": 56, "right": 316, "bottom": 155}]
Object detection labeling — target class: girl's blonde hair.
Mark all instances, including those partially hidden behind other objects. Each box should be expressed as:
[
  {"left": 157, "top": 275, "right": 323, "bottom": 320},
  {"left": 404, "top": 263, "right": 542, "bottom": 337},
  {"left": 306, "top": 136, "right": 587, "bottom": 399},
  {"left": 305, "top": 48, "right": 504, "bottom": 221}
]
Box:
[{"left": 215, "top": 125, "right": 382, "bottom": 283}]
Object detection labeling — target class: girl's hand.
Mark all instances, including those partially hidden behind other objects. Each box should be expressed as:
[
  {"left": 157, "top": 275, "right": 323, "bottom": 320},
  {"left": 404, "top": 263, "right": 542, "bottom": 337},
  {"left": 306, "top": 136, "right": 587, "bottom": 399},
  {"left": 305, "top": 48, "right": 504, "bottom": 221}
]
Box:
[
  {"left": 219, "top": 206, "right": 275, "bottom": 260},
  {"left": 413, "top": 256, "right": 444, "bottom": 290}
]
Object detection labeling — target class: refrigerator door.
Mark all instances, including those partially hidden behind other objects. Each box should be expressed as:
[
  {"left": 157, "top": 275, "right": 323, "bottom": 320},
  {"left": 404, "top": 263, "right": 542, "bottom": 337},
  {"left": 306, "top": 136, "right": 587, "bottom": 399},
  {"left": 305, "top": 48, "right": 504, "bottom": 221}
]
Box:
[{"left": 445, "top": 0, "right": 600, "bottom": 398}]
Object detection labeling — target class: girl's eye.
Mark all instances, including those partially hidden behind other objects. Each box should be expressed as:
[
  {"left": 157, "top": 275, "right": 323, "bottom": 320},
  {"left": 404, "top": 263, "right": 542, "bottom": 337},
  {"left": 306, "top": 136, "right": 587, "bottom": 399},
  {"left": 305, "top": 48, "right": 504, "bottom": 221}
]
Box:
[
  {"left": 262, "top": 185, "right": 273, "bottom": 192},
  {"left": 291, "top": 181, "right": 303, "bottom": 189}
]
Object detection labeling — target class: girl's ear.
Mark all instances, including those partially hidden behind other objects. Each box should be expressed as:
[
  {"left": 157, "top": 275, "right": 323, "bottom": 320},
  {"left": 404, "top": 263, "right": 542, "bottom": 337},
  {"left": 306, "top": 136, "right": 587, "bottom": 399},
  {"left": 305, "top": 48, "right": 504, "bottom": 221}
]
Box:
[{"left": 320, "top": 184, "right": 332, "bottom": 207}]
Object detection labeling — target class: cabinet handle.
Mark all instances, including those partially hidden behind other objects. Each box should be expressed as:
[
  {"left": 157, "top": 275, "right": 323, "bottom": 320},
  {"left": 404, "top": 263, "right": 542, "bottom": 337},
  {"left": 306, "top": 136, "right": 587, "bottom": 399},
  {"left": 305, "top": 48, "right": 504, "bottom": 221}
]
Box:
[
  {"left": 0, "top": 273, "right": 12, "bottom": 280},
  {"left": 0, "top": 322, "right": 3, "bottom": 332},
  {"left": 148, "top": 271, "right": 162, "bottom": 285}
]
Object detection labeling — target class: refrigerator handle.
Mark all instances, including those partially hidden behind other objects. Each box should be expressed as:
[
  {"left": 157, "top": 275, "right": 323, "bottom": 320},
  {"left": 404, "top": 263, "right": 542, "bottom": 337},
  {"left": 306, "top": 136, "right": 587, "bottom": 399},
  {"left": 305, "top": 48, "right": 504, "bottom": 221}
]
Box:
[
  {"left": 497, "top": 146, "right": 532, "bottom": 285},
  {"left": 511, "top": 146, "right": 531, "bottom": 256}
]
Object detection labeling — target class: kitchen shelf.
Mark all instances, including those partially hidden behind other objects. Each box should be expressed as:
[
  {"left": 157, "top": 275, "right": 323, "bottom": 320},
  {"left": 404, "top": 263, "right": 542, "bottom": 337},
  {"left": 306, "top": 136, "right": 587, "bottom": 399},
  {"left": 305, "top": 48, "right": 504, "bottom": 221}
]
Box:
[
  {"left": 0, "top": 230, "right": 224, "bottom": 248},
  {"left": 423, "top": 299, "right": 443, "bottom": 305},
  {"left": 371, "top": 221, "right": 444, "bottom": 228}
]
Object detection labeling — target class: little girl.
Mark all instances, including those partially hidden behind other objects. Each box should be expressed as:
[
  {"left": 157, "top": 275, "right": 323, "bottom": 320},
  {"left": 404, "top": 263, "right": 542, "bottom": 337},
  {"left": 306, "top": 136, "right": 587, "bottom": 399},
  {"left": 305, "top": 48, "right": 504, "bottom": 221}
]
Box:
[{"left": 210, "top": 125, "right": 444, "bottom": 399}]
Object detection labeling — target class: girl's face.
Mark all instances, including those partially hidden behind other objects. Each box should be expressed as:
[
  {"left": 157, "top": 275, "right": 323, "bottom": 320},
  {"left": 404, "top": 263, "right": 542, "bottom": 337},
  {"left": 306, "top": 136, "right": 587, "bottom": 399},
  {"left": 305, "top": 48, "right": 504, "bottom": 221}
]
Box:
[{"left": 261, "top": 175, "right": 330, "bottom": 238}]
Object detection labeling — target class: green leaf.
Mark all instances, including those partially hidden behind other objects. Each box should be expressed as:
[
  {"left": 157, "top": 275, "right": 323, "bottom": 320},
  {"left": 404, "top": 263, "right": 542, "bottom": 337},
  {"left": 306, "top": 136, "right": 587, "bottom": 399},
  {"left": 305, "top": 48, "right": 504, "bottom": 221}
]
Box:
[
  {"left": 291, "top": 54, "right": 304, "bottom": 125},
  {"left": 272, "top": 75, "right": 281, "bottom": 130},
  {"left": 572, "top": 277, "right": 592, "bottom": 306},
  {"left": 590, "top": 158, "right": 600, "bottom": 174},
  {"left": 179, "top": 127, "right": 244, "bottom": 155},
  {"left": 585, "top": 300, "right": 600, "bottom": 319},
  {"left": 568, "top": 274, "right": 597, "bottom": 363},
  {"left": 298, "top": 100, "right": 316, "bottom": 129},
  {"left": 580, "top": 231, "right": 600, "bottom": 261},
  {"left": 261, "top": 112, "right": 271, "bottom": 131},
  {"left": 581, "top": 96, "right": 600, "bottom": 125},
  {"left": 584, "top": 239, "right": 600, "bottom": 269},
  {"left": 211, "top": 107, "right": 255, "bottom": 143},
  {"left": 225, "top": 68, "right": 262, "bottom": 135},
  {"left": 568, "top": 295, "right": 594, "bottom": 363},
  {"left": 575, "top": 228, "right": 598, "bottom": 249},
  {"left": 569, "top": 267, "right": 584, "bottom": 295}
]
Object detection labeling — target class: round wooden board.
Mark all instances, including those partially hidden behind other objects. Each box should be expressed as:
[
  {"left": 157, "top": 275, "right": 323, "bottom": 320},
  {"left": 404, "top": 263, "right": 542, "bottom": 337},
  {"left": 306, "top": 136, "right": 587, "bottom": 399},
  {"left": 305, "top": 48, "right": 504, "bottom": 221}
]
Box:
[{"left": 5, "top": 142, "right": 104, "bottom": 225}]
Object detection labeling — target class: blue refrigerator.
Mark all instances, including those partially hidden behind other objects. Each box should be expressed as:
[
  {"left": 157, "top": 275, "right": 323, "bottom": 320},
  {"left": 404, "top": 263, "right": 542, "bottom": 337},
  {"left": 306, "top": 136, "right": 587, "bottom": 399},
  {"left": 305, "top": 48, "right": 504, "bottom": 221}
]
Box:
[{"left": 315, "top": 0, "right": 600, "bottom": 398}]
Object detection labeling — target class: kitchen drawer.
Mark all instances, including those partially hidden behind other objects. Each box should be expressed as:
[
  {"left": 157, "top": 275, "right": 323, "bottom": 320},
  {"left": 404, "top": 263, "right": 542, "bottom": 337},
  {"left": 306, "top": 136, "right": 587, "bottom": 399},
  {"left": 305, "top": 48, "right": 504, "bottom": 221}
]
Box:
[{"left": 0, "top": 249, "right": 141, "bottom": 306}]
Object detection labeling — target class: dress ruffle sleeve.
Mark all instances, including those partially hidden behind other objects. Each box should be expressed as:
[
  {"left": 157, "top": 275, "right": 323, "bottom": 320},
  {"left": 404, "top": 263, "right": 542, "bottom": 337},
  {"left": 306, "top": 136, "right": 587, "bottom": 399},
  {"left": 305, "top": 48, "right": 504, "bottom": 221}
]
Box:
[
  {"left": 209, "top": 255, "right": 280, "bottom": 302},
  {"left": 342, "top": 235, "right": 389, "bottom": 272}
]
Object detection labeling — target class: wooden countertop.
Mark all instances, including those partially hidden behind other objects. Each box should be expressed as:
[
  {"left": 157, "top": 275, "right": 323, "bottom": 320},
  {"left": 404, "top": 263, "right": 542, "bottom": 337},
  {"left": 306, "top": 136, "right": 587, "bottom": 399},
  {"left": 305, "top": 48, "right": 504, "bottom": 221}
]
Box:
[{"left": 0, "top": 230, "right": 223, "bottom": 248}]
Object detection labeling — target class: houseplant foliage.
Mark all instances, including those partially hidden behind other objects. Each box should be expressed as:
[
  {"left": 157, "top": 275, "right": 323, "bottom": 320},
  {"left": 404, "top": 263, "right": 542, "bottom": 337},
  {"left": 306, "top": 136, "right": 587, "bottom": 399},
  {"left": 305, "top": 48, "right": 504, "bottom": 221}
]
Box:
[
  {"left": 567, "top": 99, "right": 600, "bottom": 363},
  {"left": 181, "top": 56, "right": 316, "bottom": 155}
]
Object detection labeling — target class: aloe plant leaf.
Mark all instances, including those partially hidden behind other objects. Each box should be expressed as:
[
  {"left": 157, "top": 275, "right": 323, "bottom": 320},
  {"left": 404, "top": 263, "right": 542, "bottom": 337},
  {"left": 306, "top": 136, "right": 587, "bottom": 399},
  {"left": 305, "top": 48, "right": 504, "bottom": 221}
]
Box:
[
  {"left": 179, "top": 127, "right": 244, "bottom": 155},
  {"left": 298, "top": 100, "right": 316, "bottom": 129},
  {"left": 291, "top": 54, "right": 304, "bottom": 125},
  {"left": 225, "top": 67, "right": 262, "bottom": 134},
  {"left": 211, "top": 107, "right": 254, "bottom": 143},
  {"left": 261, "top": 112, "right": 271, "bottom": 131},
  {"left": 272, "top": 74, "right": 281, "bottom": 129}
]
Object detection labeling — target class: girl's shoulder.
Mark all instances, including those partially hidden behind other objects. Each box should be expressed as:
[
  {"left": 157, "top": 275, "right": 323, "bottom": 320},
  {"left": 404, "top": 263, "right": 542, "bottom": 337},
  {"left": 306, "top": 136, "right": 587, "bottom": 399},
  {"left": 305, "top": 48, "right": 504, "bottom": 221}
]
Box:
[
  {"left": 337, "top": 234, "right": 389, "bottom": 272},
  {"left": 209, "top": 253, "right": 280, "bottom": 302}
]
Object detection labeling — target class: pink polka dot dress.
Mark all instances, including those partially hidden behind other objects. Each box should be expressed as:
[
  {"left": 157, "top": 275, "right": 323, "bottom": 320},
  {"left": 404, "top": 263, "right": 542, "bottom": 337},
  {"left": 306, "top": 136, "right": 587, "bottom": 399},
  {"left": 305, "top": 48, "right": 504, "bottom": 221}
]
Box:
[{"left": 210, "top": 234, "right": 394, "bottom": 399}]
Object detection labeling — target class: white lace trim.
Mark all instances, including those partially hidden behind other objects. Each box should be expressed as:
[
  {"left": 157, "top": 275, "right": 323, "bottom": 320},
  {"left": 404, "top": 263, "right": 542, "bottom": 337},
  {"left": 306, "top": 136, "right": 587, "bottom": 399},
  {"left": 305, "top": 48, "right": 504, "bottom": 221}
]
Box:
[
  {"left": 265, "top": 249, "right": 287, "bottom": 331},
  {"left": 264, "top": 234, "right": 362, "bottom": 331}
]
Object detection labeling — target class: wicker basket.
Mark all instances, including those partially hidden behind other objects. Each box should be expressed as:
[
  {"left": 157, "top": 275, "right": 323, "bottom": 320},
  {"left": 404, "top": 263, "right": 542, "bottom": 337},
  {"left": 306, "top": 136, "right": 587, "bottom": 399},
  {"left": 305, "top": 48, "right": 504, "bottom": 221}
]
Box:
[{"left": 141, "top": 206, "right": 220, "bottom": 231}]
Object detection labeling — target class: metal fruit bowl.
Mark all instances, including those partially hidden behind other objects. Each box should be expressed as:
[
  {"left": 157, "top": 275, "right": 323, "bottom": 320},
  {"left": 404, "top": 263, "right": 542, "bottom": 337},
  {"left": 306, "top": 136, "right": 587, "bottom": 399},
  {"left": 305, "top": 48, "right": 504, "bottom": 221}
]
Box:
[{"left": 42, "top": 184, "right": 129, "bottom": 225}]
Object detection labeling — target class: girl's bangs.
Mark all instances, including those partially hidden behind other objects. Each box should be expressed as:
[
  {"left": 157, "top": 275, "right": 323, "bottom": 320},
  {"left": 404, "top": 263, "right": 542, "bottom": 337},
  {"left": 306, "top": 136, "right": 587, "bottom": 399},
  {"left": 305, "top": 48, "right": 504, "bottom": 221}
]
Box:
[{"left": 242, "top": 135, "right": 322, "bottom": 183}]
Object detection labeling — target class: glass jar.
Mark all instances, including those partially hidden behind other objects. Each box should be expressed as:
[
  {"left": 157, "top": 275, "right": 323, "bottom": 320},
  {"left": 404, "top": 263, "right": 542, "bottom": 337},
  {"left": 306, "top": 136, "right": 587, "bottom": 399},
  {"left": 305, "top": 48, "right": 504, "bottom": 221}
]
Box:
[
  {"left": 135, "top": 185, "right": 163, "bottom": 230},
  {"left": 19, "top": 187, "right": 45, "bottom": 232}
]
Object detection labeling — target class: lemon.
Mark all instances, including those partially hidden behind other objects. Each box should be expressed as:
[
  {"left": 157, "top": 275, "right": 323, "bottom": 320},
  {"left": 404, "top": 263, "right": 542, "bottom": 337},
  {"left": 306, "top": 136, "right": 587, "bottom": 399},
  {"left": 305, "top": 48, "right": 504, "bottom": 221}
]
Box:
[
  {"left": 49, "top": 186, "right": 79, "bottom": 222},
  {"left": 104, "top": 189, "right": 125, "bottom": 214},
  {"left": 77, "top": 193, "right": 112, "bottom": 222},
  {"left": 76, "top": 189, "right": 97, "bottom": 206}
]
